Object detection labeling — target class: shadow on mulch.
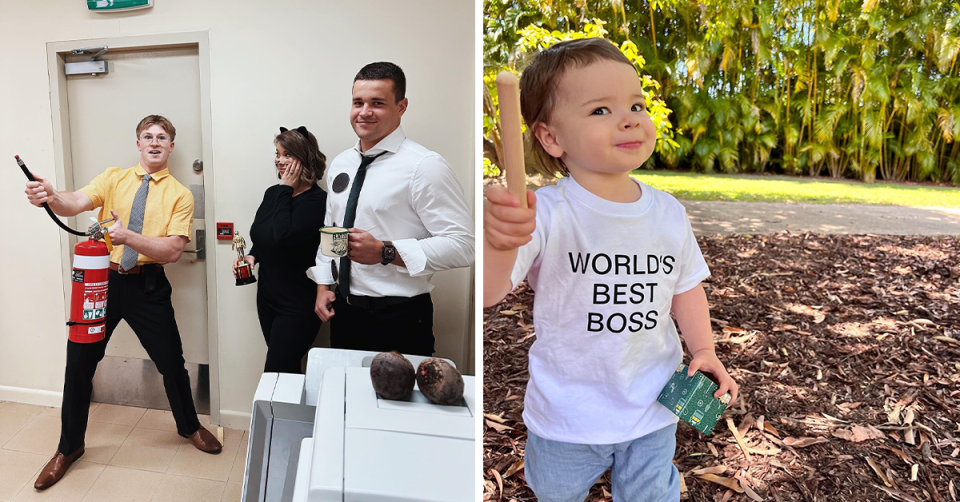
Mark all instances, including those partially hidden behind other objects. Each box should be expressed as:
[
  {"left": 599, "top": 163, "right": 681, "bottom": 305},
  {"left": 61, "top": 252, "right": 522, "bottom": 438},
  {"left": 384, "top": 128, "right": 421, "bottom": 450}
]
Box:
[{"left": 483, "top": 233, "right": 960, "bottom": 502}]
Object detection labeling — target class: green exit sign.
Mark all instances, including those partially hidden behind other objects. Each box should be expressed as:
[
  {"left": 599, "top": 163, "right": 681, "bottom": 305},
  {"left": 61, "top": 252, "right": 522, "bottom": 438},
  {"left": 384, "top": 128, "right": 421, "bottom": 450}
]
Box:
[{"left": 87, "top": 0, "right": 153, "bottom": 12}]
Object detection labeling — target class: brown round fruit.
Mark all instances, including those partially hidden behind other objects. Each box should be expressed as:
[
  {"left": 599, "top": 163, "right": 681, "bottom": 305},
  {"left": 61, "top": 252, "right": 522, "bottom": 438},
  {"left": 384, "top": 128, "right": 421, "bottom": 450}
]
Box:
[
  {"left": 370, "top": 351, "right": 415, "bottom": 401},
  {"left": 416, "top": 358, "right": 464, "bottom": 405}
]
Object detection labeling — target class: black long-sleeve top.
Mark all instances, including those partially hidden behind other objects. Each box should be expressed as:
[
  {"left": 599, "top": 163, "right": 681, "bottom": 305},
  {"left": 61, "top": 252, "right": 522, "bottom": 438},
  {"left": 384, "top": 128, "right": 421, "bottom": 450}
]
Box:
[{"left": 248, "top": 184, "right": 327, "bottom": 315}]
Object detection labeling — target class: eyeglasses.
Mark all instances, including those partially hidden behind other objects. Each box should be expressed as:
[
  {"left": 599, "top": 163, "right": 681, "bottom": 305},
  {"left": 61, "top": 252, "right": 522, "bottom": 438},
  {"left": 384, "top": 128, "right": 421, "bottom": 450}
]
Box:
[{"left": 139, "top": 135, "right": 171, "bottom": 143}]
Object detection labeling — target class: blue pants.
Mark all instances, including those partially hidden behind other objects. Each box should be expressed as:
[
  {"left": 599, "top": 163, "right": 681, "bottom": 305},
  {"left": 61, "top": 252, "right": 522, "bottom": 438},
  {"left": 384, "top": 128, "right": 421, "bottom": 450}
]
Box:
[{"left": 525, "top": 423, "right": 680, "bottom": 502}]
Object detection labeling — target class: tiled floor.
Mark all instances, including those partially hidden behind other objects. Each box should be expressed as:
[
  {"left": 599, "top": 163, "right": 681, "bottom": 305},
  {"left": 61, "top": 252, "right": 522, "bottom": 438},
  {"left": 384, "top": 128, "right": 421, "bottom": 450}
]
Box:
[{"left": 0, "top": 401, "right": 248, "bottom": 502}]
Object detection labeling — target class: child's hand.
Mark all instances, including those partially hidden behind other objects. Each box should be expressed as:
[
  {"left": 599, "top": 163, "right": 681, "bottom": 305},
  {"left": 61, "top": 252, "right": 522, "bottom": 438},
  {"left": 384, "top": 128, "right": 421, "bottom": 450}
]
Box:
[
  {"left": 689, "top": 349, "right": 739, "bottom": 404},
  {"left": 483, "top": 185, "right": 537, "bottom": 251}
]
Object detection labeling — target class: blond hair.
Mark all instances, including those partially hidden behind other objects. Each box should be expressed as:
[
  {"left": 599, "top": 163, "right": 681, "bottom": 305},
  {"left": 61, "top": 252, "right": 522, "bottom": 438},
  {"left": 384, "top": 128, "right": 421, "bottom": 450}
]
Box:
[
  {"left": 136, "top": 115, "right": 177, "bottom": 141},
  {"left": 519, "top": 38, "right": 635, "bottom": 177}
]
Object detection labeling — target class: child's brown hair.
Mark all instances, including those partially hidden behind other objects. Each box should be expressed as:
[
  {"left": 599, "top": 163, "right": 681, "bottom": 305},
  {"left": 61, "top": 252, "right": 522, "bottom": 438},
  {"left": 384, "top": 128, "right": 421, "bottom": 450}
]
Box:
[{"left": 519, "top": 38, "right": 635, "bottom": 177}]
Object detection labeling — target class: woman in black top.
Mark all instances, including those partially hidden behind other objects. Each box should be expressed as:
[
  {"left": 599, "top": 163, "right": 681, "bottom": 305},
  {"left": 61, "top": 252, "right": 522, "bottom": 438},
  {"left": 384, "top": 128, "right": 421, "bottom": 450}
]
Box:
[{"left": 233, "top": 126, "right": 327, "bottom": 374}]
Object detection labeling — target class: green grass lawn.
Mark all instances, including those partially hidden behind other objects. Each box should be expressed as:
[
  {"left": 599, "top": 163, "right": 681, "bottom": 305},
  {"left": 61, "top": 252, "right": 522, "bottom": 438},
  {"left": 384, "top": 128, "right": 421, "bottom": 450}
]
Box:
[{"left": 631, "top": 170, "right": 960, "bottom": 208}]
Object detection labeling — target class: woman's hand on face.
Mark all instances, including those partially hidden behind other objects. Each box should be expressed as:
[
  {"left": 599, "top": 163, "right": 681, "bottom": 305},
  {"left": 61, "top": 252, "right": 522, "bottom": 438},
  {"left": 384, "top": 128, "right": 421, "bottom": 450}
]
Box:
[{"left": 279, "top": 158, "right": 301, "bottom": 187}]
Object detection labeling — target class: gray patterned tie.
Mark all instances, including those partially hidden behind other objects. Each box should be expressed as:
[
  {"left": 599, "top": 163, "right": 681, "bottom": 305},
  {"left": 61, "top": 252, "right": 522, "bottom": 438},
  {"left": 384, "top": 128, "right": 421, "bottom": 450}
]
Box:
[{"left": 119, "top": 174, "right": 151, "bottom": 271}]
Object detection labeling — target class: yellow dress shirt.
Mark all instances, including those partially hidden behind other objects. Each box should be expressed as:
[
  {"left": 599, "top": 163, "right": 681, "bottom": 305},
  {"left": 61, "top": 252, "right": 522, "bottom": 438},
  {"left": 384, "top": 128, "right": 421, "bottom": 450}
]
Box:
[{"left": 79, "top": 165, "right": 194, "bottom": 265}]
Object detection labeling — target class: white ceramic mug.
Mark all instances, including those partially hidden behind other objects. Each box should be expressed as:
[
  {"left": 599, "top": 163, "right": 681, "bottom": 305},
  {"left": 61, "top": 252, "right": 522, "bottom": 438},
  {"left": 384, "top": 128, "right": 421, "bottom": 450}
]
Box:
[{"left": 320, "top": 227, "right": 349, "bottom": 257}]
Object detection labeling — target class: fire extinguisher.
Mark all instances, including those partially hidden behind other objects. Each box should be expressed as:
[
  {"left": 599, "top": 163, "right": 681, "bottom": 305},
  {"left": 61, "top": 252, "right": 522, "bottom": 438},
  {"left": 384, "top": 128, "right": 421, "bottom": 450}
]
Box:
[
  {"left": 67, "top": 239, "right": 111, "bottom": 343},
  {"left": 16, "top": 155, "right": 114, "bottom": 343}
]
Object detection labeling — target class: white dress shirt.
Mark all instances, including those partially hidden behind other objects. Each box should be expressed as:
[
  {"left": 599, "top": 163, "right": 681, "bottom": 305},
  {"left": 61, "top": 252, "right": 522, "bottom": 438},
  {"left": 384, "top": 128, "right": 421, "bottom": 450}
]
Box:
[{"left": 306, "top": 126, "right": 474, "bottom": 297}]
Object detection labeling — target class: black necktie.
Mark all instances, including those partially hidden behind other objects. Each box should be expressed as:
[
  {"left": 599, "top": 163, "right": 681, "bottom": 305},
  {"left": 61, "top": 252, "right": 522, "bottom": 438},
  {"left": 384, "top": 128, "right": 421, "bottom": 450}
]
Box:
[{"left": 338, "top": 151, "right": 387, "bottom": 297}]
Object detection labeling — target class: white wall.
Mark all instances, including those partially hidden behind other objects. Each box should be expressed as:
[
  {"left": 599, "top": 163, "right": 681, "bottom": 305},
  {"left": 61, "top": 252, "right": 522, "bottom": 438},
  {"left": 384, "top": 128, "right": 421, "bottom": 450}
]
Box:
[{"left": 0, "top": 0, "right": 475, "bottom": 429}]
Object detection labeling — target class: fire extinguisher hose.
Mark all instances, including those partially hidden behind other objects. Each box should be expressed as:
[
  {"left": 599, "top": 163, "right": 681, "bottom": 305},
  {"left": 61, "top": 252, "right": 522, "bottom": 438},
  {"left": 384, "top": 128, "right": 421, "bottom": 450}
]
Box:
[{"left": 15, "top": 155, "right": 87, "bottom": 236}]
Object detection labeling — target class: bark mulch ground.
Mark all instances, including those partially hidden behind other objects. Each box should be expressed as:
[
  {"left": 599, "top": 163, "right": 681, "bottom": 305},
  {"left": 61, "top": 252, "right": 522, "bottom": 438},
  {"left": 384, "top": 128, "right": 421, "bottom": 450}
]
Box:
[{"left": 483, "top": 233, "right": 960, "bottom": 502}]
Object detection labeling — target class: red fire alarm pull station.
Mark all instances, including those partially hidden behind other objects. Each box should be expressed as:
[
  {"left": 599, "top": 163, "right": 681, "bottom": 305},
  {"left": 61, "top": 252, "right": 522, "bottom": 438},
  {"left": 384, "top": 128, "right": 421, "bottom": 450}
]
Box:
[{"left": 216, "top": 222, "right": 234, "bottom": 240}]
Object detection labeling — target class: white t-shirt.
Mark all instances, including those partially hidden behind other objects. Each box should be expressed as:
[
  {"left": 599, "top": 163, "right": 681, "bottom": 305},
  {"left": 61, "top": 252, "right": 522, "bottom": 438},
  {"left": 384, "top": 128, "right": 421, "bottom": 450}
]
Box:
[{"left": 511, "top": 176, "right": 710, "bottom": 445}]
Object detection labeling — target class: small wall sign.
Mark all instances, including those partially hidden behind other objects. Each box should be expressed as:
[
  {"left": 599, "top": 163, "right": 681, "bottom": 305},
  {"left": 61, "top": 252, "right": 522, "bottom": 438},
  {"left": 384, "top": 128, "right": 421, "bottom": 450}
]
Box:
[{"left": 87, "top": 0, "right": 153, "bottom": 12}]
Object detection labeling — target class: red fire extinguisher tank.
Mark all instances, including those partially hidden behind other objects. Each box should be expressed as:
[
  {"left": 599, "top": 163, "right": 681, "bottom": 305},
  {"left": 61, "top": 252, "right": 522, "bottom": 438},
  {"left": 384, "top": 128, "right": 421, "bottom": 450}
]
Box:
[{"left": 68, "top": 239, "right": 110, "bottom": 343}]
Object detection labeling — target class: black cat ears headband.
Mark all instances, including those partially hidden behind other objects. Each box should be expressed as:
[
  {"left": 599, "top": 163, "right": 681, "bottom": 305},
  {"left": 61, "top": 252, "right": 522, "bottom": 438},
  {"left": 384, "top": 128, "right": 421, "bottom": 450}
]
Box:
[{"left": 279, "top": 126, "right": 309, "bottom": 139}]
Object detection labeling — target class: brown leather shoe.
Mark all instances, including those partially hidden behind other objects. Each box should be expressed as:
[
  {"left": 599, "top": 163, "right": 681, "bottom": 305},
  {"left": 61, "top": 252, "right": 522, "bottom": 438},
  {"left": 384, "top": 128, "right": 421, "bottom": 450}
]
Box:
[
  {"left": 34, "top": 446, "right": 84, "bottom": 490},
  {"left": 187, "top": 426, "right": 222, "bottom": 454}
]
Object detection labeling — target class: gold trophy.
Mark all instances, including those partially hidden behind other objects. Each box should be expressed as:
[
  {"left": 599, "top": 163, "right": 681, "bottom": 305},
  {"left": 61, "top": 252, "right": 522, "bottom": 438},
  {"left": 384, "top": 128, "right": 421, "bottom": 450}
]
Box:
[{"left": 233, "top": 231, "right": 257, "bottom": 286}]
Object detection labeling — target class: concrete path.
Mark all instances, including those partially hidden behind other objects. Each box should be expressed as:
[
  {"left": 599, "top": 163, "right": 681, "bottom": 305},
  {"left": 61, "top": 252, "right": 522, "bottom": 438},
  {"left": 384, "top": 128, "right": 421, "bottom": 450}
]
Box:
[
  {"left": 682, "top": 201, "right": 960, "bottom": 235},
  {"left": 506, "top": 177, "right": 960, "bottom": 236}
]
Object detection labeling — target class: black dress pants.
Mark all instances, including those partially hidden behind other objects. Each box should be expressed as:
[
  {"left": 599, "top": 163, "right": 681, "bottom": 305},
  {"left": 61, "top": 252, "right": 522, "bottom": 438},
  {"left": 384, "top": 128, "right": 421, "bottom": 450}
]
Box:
[
  {"left": 330, "top": 292, "right": 435, "bottom": 356},
  {"left": 256, "top": 294, "right": 321, "bottom": 374},
  {"left": 58, "top": 269, "right": 200, "bottom": 456}
]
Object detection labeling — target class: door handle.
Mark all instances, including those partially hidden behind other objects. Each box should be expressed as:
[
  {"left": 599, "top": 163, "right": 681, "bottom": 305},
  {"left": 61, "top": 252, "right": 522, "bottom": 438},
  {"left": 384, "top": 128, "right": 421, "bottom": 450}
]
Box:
[{"left": 182, "top": 228, "right": 205, "bottom": 260}]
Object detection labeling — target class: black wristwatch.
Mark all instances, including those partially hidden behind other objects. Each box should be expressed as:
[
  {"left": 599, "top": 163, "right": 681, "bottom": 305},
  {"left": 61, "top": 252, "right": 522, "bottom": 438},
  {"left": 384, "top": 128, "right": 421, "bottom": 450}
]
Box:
[{"left": 380, "top": 241, "right": 396, "bottom": 265}]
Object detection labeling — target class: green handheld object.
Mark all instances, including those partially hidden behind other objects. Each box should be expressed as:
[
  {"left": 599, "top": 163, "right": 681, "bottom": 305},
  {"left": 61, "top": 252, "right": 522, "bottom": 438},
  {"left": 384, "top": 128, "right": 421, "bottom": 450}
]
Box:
[{"left": 657, "top": 364, "right": 731, "bottom": 435}]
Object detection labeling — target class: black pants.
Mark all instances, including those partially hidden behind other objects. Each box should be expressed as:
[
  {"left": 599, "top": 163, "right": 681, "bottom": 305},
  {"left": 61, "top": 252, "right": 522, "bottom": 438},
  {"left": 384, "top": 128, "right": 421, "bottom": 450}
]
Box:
[
  {"left": 59, "top": 269, "right": 200, "bottom": 456},
  {"left": 256, "top": 295, "right": 321, "bottom": 374},
  {"left": 330, "top": 293, "right": 435, "bottom": 356}
]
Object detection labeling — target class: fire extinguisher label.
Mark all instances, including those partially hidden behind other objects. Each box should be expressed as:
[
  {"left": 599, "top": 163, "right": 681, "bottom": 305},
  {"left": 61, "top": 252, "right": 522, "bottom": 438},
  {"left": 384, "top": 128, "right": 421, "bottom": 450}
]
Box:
[
  {"left": 82, "top": 308, "right": 107, "bottom": 320},
  {"left": 81, "top": 282, "right": 109, "bottom": 322},
  {"left": 88, "top": 325, "right": 105, "bottom": 334},
  {"left": 72, "top": 270, "right": 84, "bottom": 282}
]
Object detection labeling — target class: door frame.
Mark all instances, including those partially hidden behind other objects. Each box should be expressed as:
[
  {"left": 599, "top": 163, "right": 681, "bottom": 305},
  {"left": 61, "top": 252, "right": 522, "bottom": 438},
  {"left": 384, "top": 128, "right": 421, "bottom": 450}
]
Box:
[{"left": 46, "top": 31, "right": 222, "bottom": 424}]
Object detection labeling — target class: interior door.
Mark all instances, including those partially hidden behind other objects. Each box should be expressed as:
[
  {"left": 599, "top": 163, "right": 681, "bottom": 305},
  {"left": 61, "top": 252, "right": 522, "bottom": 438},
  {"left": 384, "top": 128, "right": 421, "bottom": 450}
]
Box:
[{"left": 63, "top": 45, "right": 210, "bottom": 412}]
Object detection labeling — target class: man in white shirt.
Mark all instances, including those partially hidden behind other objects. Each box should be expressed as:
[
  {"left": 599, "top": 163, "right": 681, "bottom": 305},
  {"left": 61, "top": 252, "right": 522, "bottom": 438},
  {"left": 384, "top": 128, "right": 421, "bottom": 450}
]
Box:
[{"left": 308, "top": 62, "right": 474, "bottom": 356}]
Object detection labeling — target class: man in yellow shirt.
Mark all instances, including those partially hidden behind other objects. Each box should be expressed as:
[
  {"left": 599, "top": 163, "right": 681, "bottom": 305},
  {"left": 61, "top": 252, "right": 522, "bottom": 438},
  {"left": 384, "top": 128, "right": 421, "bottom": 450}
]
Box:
[{"left": 23, "top": 115, "right": 222, "bottom": 490}]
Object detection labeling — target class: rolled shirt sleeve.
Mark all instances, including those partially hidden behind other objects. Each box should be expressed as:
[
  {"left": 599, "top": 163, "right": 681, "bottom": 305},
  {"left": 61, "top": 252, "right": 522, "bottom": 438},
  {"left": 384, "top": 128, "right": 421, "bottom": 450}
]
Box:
[
  {"left": 393, "top": 154, "right": 475, "bottom": 276},
  {"left": 166, "top": 190, "right": 194, "bottom": 240},
  {"left": 77, "top": 167, "right": 117, "bottom": 208},
  {"left": 306, "top": 197, "right": 336, "bottom": 285}
]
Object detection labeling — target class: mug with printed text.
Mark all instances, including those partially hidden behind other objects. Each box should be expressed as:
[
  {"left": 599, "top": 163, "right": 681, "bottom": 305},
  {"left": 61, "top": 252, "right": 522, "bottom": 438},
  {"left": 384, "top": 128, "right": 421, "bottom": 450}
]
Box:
[{"left": 320, "top": 227, "right": 349, "bottom": 257}]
